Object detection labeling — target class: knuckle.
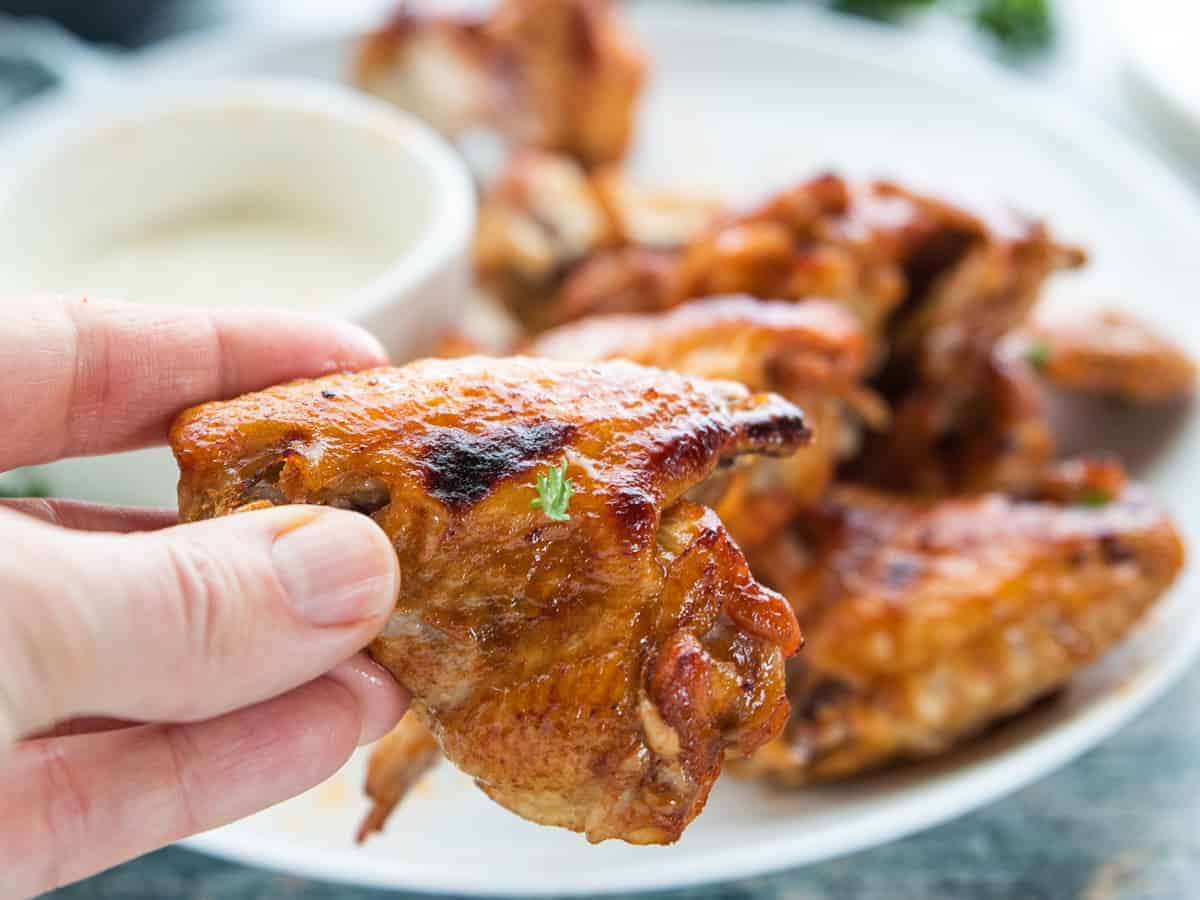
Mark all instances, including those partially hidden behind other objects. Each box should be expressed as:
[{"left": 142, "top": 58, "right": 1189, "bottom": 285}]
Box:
[
  {"left": 157, "top": 540, "right": 243, "bottom": 666},
  {"left": 34, "top": 741, "right": 91, "bottom": 889},
  {"left": 0, "top": 537, "right": 92, "bottom": 734},
  {"left": 159, "top": 724, "right": 202, "bottom": 838}
]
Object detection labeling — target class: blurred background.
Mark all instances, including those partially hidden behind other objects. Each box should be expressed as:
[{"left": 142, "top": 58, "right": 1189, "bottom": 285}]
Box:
[{"left": 2, "top": 2, "right": 1198, "bottom": 898}]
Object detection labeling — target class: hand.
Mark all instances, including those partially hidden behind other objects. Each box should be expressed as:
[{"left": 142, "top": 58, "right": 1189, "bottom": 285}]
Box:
[{"left": 0, "top": 297, "right": 408, "bottom": 896}]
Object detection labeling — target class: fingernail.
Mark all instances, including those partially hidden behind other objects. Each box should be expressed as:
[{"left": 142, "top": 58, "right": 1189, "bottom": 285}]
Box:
[
  {"left": 332, "top": 320, "right": 389, "bottom": 367},
  {"left": 272, "top": 511, "right": 398, "bottom": 626}
]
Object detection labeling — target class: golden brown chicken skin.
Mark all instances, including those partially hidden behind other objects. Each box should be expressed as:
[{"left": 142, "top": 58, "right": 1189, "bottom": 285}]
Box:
[
  {"left": 1010, "top": 308, "right": 1197, "bottom": 404},
  {"left": 355, "top": 0, "right": 645, "bottom": 168},
  {"left": 170, "top": 357, "right": 807, "bottom": 844},
  {"left": 856, "top": 339, "right": 1055, "bottom": 495},
  {"left": 474, "top": 152, "right": 722, "bottom": 330},
  {"left": 529, "top": 297, "right": 872, "bottom": 546},
  {"left": 478, "top": 169, "right": 1084, "bottom": 356},
  {"left": 737, "top": 468, "right": 1184, "bottom": 784}
]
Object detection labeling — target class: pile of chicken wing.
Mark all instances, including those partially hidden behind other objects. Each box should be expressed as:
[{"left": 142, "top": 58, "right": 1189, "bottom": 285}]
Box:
[{"left": 179, "top": 0, "right": 1196, "bottom": 847}]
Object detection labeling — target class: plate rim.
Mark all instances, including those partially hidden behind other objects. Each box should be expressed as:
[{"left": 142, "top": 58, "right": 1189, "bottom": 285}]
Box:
[{"left": 13, "top": 7, "right": 1200, "bottom": 895}]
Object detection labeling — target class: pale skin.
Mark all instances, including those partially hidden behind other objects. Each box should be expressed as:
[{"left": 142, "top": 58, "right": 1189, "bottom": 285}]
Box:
[{"left": 0, "top": 297, "right": 409, "bottom": 896}]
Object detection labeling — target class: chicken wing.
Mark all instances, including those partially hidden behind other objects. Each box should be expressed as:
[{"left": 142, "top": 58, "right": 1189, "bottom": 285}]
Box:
[
  {"left": 479, "top": 168, "right": 1083, "bottom": 358},
  {"left": 737, "top": 466, "right": 1183, "bottom": 784},
  {"left": 356, "top": 0, "right": 645, "bottom": 168},
  {"left": 1010, "top": 308, "right": 1197, "bottom": 403},
  {"left": 474, "top": 151, "right": 722, "bottom": 329},
  {"left": 170, "top": 357, "right": 807, "bottom": 844},
  {"left": 355, "top": 7, "right": 495, "bottom": 140},
  {"left": 357, "top": 713, "right": 442, "bottom": 843},
  {"left": 529, "top": 297, "right": 873, "bottom": 545},
  {"left": 854, "top": 338, "right": 1055, "bottom": 494}
]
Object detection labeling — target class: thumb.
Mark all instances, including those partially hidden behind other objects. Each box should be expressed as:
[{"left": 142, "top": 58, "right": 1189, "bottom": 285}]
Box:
[{"left": 0, "top": 505, "right": 400, "bottom": 742}]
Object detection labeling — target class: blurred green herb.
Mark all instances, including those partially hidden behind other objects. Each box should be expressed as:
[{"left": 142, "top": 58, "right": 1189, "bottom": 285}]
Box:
[
  {"left": 975, "top": 0, "right": 1052, "bottom": 50},
  {"left": 1024, "top": 339, "right": 1051, "bottom": 372},
  {"left": 531, "top": 461, "right": 573, "bottom": 522},
  {"left": 1078, "top": 488, "right": 1111, "bottom": 508},
  {"left": 826, "top": 0, "right": 1053, "bottom": 52}
]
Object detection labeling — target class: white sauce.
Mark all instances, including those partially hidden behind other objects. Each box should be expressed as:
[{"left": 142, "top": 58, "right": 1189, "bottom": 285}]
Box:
[{"left": 8, "top": 204, "right": 397, "bottom": 310}]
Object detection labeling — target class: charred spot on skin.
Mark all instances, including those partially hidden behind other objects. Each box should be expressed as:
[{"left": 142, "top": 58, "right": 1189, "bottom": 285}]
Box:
[
  {"left": 792, "top": 674, "right": 854, "bottom": 721},
  {"left": 321, "top": 389, "right": 340, "bottom": 400},
  {"left": 742, "top": 408, "right": 811, "bottom": 453},
  {"left": 1100, "top": 534, "right": 1134, "bottom": 565},
  {"left": 419, "top": 421, "right": 577, "bottom": 511},
  {"left": 611, "top": 485, "right": 658, "bottom": 552},
  {"left": 934, "top": 428, "right": 964, "bottom": 460},
  {"left": 650, "top": 421, "right": 728, "bottom": 484}
]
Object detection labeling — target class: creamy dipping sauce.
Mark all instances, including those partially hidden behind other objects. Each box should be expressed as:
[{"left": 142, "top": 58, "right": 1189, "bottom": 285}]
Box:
[{"left": 8, "top": 203, "right": 398, "bottom": 309}]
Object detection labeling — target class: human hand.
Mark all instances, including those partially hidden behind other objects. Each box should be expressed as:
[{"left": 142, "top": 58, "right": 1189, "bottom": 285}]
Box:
[{"left": 0, "top": 297, "right": 407, "bottom": 896}]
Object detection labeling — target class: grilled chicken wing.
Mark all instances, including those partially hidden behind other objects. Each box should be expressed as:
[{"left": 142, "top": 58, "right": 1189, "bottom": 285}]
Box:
[
  {"left": 1010, "top": 308, "right": 1197, "bottom": 403},
  {"left": 479, "top": 168, "right": 1083, "bottom": 356},
  {"left": 356, "top": 0, "right": 645, "bottom": 168},
  {"left": 738, "top": 466, "right": 1183, "bottom": 784},
  {"left": 170, "top": 357, "right": 807, "bottom": 844},
  {"left": 357, "top": 713, "right": 442, "bottom": 843},
  {"left": 529, "top": 297, "right": 871, "bottom": 545},
  {"left": 474, "top": 152, "right": 722, "bottom": 329},
  {"left": 855, "top": 339, "right": 1055, "bottom": 494}
]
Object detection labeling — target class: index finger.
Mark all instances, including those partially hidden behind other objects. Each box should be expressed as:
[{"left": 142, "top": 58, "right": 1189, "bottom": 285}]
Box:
[{"left": 0, "top": 295, "right": 388, "bottom": 469}]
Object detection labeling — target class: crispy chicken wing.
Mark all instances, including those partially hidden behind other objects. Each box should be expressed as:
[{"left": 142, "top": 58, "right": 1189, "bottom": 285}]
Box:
[
  {"left": 356, "top": 0, "right": 645, "bottom": 168},
  {"left": 529, "top": 297, "right": 871, "bottom": 545},
  {"left": 170, "top": 357, "right": 807, "bottom": 844},
  {"left": 479, "top": 169, "right": 1083, "bottom": 357},
  {"left": 355, "top": 7, "right": 495, "bottom": 140},
  {"left": 855, "top": 339, "right": 1055, "bottom": 494},
  {"left": 357, "top": 713, "right": 442, "bottom": 843},
  {"left": 474, "top": 152, "right": 722, "bottom": 329},
  {"left": 737, "top": 466, "right": 1183, "bottom": 784},
  {"left": 1010, "top": 308, "right": 1197, "bottom": 403}
]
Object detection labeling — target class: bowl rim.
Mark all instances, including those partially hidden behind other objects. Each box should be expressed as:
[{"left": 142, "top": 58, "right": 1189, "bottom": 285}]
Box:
[{"left": 0, "top": 75, "right": 477, "bottom": 321}]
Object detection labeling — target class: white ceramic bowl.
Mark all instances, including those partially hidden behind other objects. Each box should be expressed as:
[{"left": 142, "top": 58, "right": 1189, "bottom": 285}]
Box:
[
  {"left": 0, "top": 76, "right": 476, "bottom": 356},
  {"left": 0, "top": 77, "right": 475, "bottom": 506}
]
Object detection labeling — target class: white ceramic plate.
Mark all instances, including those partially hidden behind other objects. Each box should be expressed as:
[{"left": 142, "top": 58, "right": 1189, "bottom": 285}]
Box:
[
  {"left": 1118, "top": 0, "right": 1200, "bottom": 142},
  {"left": 7, "top": 6, "right": 1200, "bottom": 895}
]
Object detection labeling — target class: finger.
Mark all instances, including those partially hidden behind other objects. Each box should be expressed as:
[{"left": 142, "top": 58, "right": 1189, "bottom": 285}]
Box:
[
  {"left": 24, "top": 653, "right": 407, "bottom": 743},
  {"left": 29, "top": 718, "right": 134, "bottom": 740},
  {"left": 0, "top": 498, "right": 177, "bottom": 533},
  {"left": 326, "top": 653, "right": 412, "bottom": 746},
  {"left": 0, "top": 504, "right": 401, "bottom": 743},
  {"left": 1, "top": 672, "right": 407, "bottom": 896},
  {"left": 0, "top": 295, "right": 389, "bottom": 469}
]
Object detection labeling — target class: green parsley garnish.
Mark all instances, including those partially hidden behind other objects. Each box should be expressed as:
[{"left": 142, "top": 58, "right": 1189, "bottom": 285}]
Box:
[
  {"left": 1078, "top": 488, "right": 1111, "bottom": 508},
  {"left": 975, "top": 0, "right": 1053, "bottom": 52},
  {"left": 827, "top": 0, "right": 1053, "bottom": 52},
  {"left": 1024, "top": 339, "right": 1051, "bottom": 373},
  {"left": 531, "top": 461, "right": 574, "bottom": 522}
]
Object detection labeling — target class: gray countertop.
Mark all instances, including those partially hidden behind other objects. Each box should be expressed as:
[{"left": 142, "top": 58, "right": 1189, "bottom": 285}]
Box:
[
  {"left": 47, "top": 665, "right": 1200, "bottom": 899},
  {"left": 12, "top": 2, "right": 1200, "bottom": 897}
]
